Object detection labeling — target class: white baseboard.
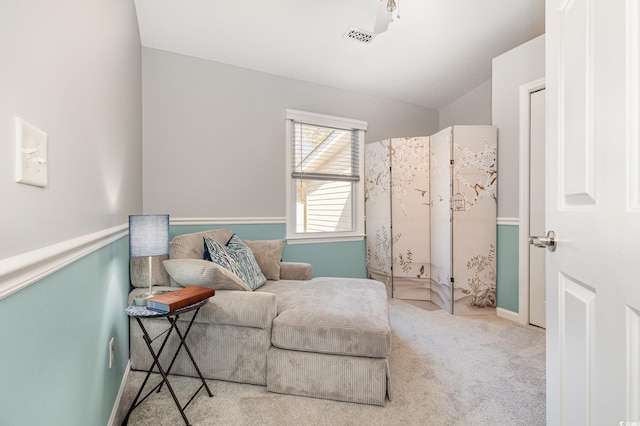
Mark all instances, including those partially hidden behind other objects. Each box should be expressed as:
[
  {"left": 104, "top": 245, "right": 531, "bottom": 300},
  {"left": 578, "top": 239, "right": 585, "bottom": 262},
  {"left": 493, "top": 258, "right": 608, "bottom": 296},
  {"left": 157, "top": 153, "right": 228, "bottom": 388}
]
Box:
[
  {"left": 108, "top": 361, "right": 131, "bottom": 426},
  {"left": 497, "top": 307, "right": 521, "bottom": 323}
]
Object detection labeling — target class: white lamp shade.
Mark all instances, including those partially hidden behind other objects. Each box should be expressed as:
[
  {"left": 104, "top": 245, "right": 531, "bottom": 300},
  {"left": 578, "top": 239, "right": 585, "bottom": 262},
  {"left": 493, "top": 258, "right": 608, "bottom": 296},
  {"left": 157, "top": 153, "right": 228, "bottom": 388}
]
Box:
[{"left": 129, "top": 214, "right": 170, "bottom": 258}]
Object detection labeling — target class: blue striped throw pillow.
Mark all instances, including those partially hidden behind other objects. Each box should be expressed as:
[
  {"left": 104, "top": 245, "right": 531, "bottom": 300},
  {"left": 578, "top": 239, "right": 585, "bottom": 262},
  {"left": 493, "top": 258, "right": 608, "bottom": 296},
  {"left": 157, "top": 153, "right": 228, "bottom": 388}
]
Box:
[{"left": 204, "top": 235, "right": 267, "bottom": 290}]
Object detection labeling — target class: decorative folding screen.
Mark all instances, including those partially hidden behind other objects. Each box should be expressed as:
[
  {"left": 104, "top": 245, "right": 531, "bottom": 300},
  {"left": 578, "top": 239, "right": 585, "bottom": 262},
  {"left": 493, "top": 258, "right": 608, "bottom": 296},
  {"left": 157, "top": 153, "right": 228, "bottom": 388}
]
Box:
[{"left": 365, "top": 126, "right": 497, "bottom": 315}]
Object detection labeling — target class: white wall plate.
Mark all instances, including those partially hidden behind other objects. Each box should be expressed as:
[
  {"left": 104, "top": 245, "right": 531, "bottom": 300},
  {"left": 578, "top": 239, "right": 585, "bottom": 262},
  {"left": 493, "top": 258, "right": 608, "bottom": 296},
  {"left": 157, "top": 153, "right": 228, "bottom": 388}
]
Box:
[{"left": 15, "top": 117, "right": 48, "bottom": 188}]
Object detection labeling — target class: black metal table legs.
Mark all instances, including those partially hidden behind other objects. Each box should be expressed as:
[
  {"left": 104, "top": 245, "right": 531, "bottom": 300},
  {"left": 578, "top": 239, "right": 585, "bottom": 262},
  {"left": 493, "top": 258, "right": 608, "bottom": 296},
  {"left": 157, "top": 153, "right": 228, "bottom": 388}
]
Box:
[{"left": 122, "top": 307, "right": 213, "bottom": 425}]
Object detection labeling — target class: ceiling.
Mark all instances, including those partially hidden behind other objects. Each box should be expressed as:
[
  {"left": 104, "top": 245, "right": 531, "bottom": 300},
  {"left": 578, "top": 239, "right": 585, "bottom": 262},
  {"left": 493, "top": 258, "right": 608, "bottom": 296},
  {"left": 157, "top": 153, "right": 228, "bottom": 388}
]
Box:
[{"left": 134, "top": 0, "right": 544, "bottom": 109}]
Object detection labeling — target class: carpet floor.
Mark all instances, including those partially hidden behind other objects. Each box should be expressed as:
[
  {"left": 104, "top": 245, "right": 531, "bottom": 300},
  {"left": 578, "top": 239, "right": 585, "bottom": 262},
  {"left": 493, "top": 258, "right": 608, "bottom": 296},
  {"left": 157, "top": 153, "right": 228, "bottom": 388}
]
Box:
[{"left": 116, "top": 299, "right": 545, "bottom": 425}]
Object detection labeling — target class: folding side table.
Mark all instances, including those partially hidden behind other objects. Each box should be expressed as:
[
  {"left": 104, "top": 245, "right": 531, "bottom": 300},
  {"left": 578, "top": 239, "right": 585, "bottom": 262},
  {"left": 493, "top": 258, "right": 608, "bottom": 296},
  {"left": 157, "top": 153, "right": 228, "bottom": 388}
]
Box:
[{"left": 122, "top": 299, "right": 213, "bottom": 426}]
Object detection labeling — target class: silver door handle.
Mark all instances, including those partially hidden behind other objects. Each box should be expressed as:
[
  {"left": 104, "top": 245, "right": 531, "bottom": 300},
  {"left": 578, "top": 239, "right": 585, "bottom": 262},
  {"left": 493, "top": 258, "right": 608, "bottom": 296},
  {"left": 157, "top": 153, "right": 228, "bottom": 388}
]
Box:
[{"left": 529, "top": 230, "right": 557, "bottom": 252}]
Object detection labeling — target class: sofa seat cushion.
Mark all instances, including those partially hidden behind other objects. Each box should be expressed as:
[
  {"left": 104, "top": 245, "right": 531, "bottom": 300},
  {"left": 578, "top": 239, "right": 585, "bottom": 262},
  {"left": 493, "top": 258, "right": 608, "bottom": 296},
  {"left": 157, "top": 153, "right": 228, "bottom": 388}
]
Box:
[{"left": 257, "top": 278, "right": 391, "bottom": 358}]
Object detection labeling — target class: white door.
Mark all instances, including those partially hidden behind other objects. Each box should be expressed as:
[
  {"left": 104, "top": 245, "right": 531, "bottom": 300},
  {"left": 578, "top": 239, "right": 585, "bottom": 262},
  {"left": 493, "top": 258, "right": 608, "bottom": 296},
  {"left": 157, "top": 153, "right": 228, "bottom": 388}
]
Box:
[
  {"left": 529, "top": 88, "right": 546, "bottom": 328},
  {"left": 546, "top": 0, "right": 640, "bottom": 424}
]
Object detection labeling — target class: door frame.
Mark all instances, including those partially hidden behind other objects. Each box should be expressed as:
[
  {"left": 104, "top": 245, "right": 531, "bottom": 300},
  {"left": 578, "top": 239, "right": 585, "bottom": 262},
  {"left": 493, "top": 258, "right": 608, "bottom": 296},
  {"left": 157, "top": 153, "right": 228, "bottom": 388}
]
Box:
[{"left": 517, "top": 77, "right": 545, "bottom": 325}]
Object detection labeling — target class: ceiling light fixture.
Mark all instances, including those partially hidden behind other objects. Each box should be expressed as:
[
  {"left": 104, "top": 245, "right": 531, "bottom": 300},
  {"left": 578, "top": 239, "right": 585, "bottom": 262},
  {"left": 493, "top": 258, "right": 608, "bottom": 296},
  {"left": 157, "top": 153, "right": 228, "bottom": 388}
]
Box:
[
  {"left": 386, "top": 0, "right": 396, "bottom": 12},
  {"left": 386, "top": 0, "right": 400, "bottom": 20},
  {"left": 346, "top": 0, "right": 400, "bottom": 43}
]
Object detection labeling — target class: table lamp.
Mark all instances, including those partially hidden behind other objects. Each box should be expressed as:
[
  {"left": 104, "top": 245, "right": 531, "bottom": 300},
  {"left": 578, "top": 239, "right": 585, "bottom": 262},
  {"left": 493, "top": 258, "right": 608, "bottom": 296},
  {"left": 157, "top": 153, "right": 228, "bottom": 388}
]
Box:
[{"left": 129, "top": 214, "right": 170, "bottom": 304}]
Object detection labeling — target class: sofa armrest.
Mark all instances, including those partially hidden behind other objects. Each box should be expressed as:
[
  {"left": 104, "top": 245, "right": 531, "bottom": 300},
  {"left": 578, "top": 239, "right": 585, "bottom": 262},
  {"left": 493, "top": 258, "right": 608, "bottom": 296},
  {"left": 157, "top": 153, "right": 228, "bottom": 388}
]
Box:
[
  {"left": 128, "top": 288, "right": 277, "bottom": 329},
  {"left": 197, "top": 290, "right": 277, "bottom": 329},
  {"left": 280, "top": 262, "right": 312, "bottom": 281}
]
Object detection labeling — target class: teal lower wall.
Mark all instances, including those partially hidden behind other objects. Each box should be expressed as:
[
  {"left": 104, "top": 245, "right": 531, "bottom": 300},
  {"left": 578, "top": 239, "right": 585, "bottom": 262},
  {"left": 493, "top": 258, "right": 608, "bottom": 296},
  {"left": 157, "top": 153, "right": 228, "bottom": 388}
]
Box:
[
  {"left": 0, "top": 237, "right": 130, "bottom": 426},
  {"left": 496, "top": 224, "right": 519, "bottom": 312},
  {"left": 170, "top": 223, "right": 285, "bottom": 242},
  {"left": 282, "top": 240, "right": 367, "bottom": 278},
  {"left": 171, "top": 223, "right": 367, "bottom": 279}
]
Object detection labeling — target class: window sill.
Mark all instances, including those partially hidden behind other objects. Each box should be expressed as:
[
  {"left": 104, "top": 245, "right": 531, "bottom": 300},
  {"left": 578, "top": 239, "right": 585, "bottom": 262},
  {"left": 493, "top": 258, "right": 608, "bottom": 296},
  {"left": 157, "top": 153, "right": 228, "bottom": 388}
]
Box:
[{"left": 285, "top": 234, "right": 365, "bottom": 245}]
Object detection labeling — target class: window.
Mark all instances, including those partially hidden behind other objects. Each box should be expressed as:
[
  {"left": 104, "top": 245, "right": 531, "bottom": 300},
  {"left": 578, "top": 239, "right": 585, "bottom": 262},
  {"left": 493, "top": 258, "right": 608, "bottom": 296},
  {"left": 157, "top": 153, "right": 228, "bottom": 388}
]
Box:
[{"left": 285, "top": 110, "right": 367, "bottom": 243}]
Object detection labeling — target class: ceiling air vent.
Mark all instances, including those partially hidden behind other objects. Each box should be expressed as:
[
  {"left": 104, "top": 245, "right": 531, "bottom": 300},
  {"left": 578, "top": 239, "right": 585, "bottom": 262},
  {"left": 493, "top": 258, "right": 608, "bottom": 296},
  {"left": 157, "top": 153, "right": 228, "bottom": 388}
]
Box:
[{"left": 344, "top": 27, "right": 375, "bottom": 44}]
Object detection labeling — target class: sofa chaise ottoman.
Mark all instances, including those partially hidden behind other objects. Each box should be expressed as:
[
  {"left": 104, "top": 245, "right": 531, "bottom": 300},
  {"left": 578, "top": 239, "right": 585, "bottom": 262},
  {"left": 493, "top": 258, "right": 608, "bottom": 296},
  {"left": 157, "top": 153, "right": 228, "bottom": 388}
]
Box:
[{"left": 128, "top": 228, "right": 392, "bottom": 406}]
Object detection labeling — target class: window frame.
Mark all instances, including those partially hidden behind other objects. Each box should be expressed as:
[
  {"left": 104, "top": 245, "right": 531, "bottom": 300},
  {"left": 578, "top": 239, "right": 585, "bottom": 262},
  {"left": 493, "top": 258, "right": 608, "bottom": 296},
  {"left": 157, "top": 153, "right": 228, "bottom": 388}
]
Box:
[{"left": 285, "top": 109, "right": 367, "bottom": 244}]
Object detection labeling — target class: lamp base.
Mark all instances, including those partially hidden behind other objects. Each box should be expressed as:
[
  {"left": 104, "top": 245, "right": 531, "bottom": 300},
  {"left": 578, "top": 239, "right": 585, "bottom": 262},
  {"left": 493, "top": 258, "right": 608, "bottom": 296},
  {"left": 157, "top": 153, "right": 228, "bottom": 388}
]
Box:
[{"left": 129, "top": 255, "right": 170, "bottom": 287}]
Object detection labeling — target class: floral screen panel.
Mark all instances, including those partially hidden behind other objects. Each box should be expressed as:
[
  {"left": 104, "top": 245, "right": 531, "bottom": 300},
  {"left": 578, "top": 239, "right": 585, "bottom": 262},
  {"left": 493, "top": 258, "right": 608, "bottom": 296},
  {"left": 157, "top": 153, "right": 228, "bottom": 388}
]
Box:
[
  {"left": 390, "top": 137, "right": 430, "bottom": 301},
  {"left": 365, "top": 140, "right": 392, "bottom": 297},
  {"left": 429, "top": 128, "right": 453, "bottom": 313},
  {"left": 366, "top": 127, "right": 496, "bottom": 314},
  {"left": 451, "top": 126, "right": 497, "bottom": 314}
]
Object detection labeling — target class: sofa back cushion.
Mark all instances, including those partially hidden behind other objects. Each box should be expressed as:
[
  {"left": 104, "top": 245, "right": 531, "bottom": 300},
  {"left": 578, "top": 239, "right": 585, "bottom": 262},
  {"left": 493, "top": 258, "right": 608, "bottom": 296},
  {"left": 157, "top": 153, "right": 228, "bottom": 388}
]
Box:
[
  {"left": 167, "top": 228, "right": 233, "bottom": 286},
  {"left": 243, "top": 239, "right": 285, "bottom": 281},
  {"left": 170, "top": 228, "right": 233, "bottom": 260}
]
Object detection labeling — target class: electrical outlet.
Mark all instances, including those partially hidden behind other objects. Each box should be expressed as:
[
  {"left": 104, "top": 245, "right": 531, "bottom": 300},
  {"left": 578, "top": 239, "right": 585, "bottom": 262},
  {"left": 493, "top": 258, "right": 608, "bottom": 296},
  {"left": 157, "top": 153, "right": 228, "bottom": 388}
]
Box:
[{"left": 109, "top": 337, "right": 115, "bottom": 369}]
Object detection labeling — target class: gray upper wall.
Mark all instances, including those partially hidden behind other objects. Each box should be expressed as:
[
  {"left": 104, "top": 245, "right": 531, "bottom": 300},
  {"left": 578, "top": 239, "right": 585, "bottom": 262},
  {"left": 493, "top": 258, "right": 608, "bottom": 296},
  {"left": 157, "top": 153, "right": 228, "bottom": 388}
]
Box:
[
  {"left": 142, "top": 47, "right": 440, "bottom": 218},
  {"left": 0, "top": 0, "right": 143, "bottom": 259},
  {"left": 437, "top": 35, "right": 544, "bottom": 220},
  {"left": 438, "top": 79, "right": 492, "bottom": 130},
  {"left": 492, "top": 35, "right": 545, "bottom": 219}
]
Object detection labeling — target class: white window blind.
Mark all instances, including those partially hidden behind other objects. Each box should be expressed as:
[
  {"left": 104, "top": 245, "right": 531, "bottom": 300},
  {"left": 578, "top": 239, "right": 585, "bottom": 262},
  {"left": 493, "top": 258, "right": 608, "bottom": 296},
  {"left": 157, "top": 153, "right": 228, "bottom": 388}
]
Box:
[
  {"left": 291, "top": 122, "right": 359, "bottom": 182},
  {"left": 285, "top": 110, "right": 367, "bottom": 242}
]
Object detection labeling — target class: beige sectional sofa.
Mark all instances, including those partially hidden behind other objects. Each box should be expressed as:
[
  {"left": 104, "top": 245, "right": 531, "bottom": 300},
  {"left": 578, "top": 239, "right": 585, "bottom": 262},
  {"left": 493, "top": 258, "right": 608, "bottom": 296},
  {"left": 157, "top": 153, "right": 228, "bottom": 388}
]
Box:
[{"left": 128, "top": 228, "right": 392, "bottom": 406}]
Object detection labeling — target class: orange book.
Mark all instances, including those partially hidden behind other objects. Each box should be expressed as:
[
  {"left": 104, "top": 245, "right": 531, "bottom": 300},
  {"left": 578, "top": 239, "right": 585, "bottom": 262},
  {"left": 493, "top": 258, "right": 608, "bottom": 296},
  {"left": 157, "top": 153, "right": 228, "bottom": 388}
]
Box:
[{"left": 146, "top": 286, "right": 215, "bottom": 313}]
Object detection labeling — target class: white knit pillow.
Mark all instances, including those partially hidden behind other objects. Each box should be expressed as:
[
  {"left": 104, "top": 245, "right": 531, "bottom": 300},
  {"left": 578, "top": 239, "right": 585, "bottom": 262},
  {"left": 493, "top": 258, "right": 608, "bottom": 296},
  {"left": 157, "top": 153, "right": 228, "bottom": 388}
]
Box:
[{"left": 162, "top": 258, "right": 251, "bottom": 291}]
